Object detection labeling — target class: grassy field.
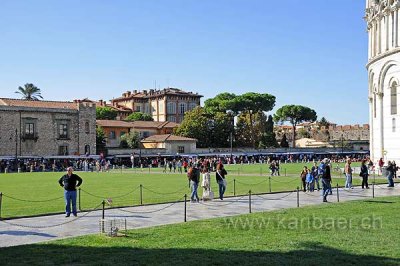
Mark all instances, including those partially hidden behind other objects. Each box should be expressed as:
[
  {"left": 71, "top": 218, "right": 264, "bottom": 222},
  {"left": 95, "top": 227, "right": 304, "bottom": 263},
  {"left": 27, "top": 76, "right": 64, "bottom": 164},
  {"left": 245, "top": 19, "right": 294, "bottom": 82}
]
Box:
[
  {"left": 0, "top": 196, "right": 399, "bottom": 265},
  {"left": 0, "top": 162, "right": 385, "bottom": 218}
]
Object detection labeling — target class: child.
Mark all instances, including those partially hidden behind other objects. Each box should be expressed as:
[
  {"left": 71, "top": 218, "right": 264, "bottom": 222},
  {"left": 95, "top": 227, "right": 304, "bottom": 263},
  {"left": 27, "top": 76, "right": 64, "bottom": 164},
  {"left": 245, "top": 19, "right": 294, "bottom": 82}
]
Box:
[{"left": 306, "top": 169, "right": 315, "bottom": 192}]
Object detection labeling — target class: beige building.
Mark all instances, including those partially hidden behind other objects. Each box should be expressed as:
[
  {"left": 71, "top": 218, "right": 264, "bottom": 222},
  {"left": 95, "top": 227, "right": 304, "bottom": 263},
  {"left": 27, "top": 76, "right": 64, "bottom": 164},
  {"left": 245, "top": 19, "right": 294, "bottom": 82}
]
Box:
[
  {"left": 111, "top": 88, "right": 202, "bottom": 123},
  {"left": 0, "top": 98, "right": 96, "bottom": 157},
  {"left": 141, "top": 134, "right": 197, "bottom": 154}
]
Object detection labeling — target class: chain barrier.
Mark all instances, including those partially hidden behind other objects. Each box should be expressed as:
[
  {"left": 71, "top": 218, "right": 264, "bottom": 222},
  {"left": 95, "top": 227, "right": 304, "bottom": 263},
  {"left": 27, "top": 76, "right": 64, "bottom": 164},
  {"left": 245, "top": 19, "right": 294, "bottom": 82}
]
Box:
[
  {"left": 197, "top": 195, "right": 247, "bottom": 207},
  {"left": 0, "top": 202, "right": 104, "bottom": 229},
  {"left": 235, "top": 179, "right": 267, "bottom": 186},
  {"left": 142, "top": 186, "right": 188, "bottom": 196},
  {"left": 303, "top": 192, "right": 322, "bottom": 197},
  {"left": 115, "top": 197, "right": 184, "bottom": 214},
  {"left": 270, "top": 177, "right": 299, "bottom": 184},
  {"left": 2, "top": 194, "right": 64, "bottom": 203},
  {"left": 254, "top": 191, "right": 295, "bottom": 200},
  {"left": 80, "top": 187, "right": 139, "bottom": 199},
  {"left": 341, "top": 188, "right": 369, "bottom": 194}
]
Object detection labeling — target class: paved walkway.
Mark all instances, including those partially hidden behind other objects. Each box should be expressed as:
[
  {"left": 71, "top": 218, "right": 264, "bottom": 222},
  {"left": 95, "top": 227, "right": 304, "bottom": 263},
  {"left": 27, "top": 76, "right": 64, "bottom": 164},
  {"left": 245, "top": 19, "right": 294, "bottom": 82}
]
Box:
[{"left": 0, "top": 184, "right": 399, "bottom": 247}]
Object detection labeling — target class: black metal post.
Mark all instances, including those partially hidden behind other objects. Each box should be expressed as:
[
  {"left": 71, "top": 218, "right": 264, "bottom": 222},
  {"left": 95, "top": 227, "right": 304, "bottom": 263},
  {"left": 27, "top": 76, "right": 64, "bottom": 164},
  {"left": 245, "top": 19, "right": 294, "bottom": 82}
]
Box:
[
  {"left": 249, "top": 190, "right": 252, "bottom": 213},
  {"left": 297, "top": 187, "right": 300, "bottom": 208},
  {"left": 15, "top": 129, "right": 18, "bottom": 171},
  {"left": 78, "top": 187, "right": 81, "bottom": 211},
  {"left": 284, "top": 168, "right": 287, "bottom": 177},
  {"left": 269, "top": 176, "right": 272, "bottom": 193},
  {"left": 234, "top": 179, "right": 236, "bottom": 196},
  {"left": 336, "top": 183, "right": 340, "bottom": 202},
  {"left": 140, "top": 184, "right": 143, "bottom": 205},
  {"left": 184, "top": 194, "right": 187, "bottom": 222},
  {"left": 372, "top": 181, "right": 375, "bottom": 198},
  {"left": 0, "top": 192, "right": 2, "bottom": 219},
  {"left": 102, "top": 200, "right": 105, "bottom": 233}
]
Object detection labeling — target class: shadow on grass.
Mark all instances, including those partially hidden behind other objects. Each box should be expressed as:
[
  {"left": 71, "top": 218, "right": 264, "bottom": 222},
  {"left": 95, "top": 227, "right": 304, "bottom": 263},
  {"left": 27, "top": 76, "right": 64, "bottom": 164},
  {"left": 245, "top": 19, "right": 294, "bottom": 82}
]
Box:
[
  {"left": 363, "top": 200, "right": 395, "bottom": 204},
  {"left": 0, "top": 241, "right": 398, "bottom": 266}
]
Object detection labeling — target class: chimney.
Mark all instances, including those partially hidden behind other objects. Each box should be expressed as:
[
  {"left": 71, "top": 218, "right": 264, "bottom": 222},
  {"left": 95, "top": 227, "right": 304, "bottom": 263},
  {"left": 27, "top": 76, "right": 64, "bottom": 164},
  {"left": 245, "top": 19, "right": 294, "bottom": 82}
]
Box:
[
  {"left": 126, "top": 91, "right": 131, "bottom": 97},
  {"left": 150, "top": 89, "right": 154, "bottom": 95},
  {"left": 143, "top": 90, "right": 148, "bottom": 95},
  {"left": 99, "top": 100, "right": 104, "bottom": 106},
  {"left": 133, "top": 90, "right": 138, "bottom": 94}
]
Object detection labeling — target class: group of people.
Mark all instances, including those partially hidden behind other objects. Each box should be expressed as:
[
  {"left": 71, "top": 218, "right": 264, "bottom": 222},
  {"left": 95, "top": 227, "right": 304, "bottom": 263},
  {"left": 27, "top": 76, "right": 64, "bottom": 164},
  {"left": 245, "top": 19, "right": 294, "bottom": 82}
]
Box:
[
  {"left": 187, "top": 162, "right": 228, "bottom": 203},
  {"left": 300, "top": 159, "right": 331, "bottom": 202}
]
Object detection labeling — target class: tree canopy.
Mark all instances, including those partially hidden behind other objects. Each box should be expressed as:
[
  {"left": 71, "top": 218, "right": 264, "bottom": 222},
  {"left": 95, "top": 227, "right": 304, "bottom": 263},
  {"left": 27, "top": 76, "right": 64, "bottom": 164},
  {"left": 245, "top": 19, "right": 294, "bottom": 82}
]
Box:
[
  {"left": 15, "top": 83, "right": 43, "bottom": 100},
  {"left": 125, "top": 112, "right": 154, "bottom": 122},
  {"left": 273, "top": 105, "right": 317, "bottom": 148},
  {"left": 96, "top": 106, "right": 118, "bottom": 120}
]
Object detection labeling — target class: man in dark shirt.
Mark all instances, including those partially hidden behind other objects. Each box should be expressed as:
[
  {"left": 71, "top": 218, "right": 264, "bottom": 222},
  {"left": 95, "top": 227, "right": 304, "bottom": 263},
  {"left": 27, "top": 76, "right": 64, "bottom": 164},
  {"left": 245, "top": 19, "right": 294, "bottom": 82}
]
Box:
[{"left": 58, "top": 167, "right": 83, "bottom": 217}]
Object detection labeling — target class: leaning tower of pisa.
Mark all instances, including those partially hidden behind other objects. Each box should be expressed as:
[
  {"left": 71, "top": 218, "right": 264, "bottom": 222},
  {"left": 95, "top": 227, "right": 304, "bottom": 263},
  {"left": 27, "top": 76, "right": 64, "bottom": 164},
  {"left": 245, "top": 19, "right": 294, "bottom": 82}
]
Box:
[{"left": 366, "top": 0, "right": 400, "bottom": 163}]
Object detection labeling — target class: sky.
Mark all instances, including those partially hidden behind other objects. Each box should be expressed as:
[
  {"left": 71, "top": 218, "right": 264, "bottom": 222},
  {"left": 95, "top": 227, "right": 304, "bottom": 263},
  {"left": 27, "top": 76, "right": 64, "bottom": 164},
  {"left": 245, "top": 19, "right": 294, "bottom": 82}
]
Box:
[{"left": 0, "top": 0, "right": 368, "bottom": 125}]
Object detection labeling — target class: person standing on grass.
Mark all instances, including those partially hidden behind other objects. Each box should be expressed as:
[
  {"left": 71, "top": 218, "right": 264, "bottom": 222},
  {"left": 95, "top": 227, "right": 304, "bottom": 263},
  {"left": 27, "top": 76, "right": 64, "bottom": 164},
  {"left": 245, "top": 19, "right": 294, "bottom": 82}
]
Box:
[
  {"left": 300, "top": 166, "right": 308, "bottom": 192},
  {"left": 216, "top": 163, "right": 228, "bottom": 200},
  {"left": 344, "top": 158, "right": 353, "bottom": 189},
  {"left": 201, "top": 166, "right": 213, "bottom": 201},
  {"left": 58, "top": 167, "right": 82, "bottom": 217},
  {"left": 386, "top": 161, "right": 395, "bottom": 187},
  {"left": 312, "top": 161, "right": 320, "bottom": 191},
  {"left": 360, "top": 159, "right": 369, "bottom": 189}
]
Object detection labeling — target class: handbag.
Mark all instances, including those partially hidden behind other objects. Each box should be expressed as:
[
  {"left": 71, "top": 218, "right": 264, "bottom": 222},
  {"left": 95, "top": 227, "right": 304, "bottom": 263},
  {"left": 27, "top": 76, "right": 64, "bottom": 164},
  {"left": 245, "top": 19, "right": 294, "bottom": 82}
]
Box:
[{"left": 217, "top": 170, "right": 227, "bottom": 187}]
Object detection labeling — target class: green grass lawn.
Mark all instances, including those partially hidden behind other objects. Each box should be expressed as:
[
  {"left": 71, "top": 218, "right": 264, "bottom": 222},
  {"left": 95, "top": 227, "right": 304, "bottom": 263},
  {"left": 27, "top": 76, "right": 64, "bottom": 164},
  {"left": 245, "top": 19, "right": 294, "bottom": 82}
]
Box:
[
  {"left": 1, "top": 196, "right": 399, "bottom": 265},
  {"left": 0, "top": 163, "right": 386, "bottom": 218}
]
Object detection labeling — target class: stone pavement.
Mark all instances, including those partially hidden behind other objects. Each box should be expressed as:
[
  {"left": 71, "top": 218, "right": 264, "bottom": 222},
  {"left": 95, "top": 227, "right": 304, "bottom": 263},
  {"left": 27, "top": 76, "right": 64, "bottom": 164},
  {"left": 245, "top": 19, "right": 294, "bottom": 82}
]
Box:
[{"left": 0, "top": 184, "right": 399, "bottom": 248}]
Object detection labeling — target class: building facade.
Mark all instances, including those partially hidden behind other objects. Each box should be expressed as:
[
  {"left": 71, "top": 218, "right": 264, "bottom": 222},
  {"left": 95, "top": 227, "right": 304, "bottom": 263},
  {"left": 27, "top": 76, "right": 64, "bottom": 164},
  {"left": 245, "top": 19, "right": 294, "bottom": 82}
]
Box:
[
  {"left": 365, "top": 0, "right": 400, "bottom": 162},
  {"left": 111, "top": 88, "right": 202, "bottom": 123},
  {"left": 0, "top": 98, "right": 96, "bottom": 157}
]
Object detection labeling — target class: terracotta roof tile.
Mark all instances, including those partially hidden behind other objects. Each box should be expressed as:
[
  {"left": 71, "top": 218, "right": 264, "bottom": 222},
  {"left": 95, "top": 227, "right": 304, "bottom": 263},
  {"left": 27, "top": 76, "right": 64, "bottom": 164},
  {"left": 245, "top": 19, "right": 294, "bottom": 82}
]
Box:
[
  {"left": 0, "top": 98, "right": 78, "bottom": 110},
  {"left": 142, "top": 134, "right": 197, "bottom": 142},
  {"left": 96, "top": 120, "right": 133, "bottom": 128},
  {"left": 131, "top": 121, "right": 179, "bottom": 129}
]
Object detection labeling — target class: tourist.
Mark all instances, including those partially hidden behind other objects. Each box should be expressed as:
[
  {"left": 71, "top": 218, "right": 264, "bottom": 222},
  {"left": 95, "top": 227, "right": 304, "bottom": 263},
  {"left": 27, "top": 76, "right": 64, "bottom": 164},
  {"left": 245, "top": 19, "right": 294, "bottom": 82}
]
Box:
[
  {"left": 177, "top": 159, "right": 183, "bottom": 173},
  {"left": 322, "top": 160, "right": 332, "bottom": 202},
  {"left": 311, "top": 162, "right": 320, "bottom": 191},
  {"left": 306, "top": 169, "right": 315, "bottom": 192},
  {"left": 378, "top": 158, "right": 384, "bottom": 175},
  {"left": 216, "top": 163, "right": 228, "bottom": 200},
  {"left": 393, "top": 161, "right": 397, "bottom": 178},
  {"left": 188, "top": 164, "right": 200, "bottom": 202},
  {"left": 163, "top": 158, "right": 167, "bottom": 173},
  {"left": 269, "top": 161, "right": 277, "bottom": 176},
  {"left": 360, "top": 159, "right": 369, "bottom": 189},
  {"left": 201, "top": 166, "right": 213, "bottom": 201},
  {"left": 58, "top": 167, "right": 83, "bottom": 217},
  {"left": 386, "top": 161, "right": 395, "bottom": 187},
  {"left": 168, "top": 160, "right": 173, "bottom": 172},
  {"left": 344, "top": 158, "right": 353, "bottom": 189},
  {"left": 300, "top": 166, "right": 308, "bottom": 192}
]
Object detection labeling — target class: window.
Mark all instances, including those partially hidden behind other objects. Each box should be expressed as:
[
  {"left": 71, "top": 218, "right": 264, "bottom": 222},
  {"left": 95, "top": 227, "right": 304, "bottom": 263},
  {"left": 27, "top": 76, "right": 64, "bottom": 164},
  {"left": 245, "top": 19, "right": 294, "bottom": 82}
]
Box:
[
  {"left": 109, "top": 131, "right": 116, "bottom": 139},
  {"left": 168, "top": 116, "right": 176, "bottom": 122},
  {"left": 179, "top": 103, "right": 186, "bottom": 114},
  {"left": 393, "top": 118, "right": 396, "bottom": 132},
  {"left": 58, "top": 123, "right": 69, "bottom": 139},
  {"left": 120, "top": 131, "right": 126, "bottom": 137},
  {"left": 25, "top": 123, "right": 35, "bottom": 137},
  {"left": 135, "top": 105, "right": 142, "bottom": 112},
  {"left": 178, "top": 146, "right": 185, "bottom": 153},
  {"left": 144, "top": 103, "right": 150, "bottom": 114},
  {"left": 85, "top": 122, "right": 90, "bottom": 134},
  {"left": 143, "top": 131, "right": 150, "bottom": 138},
  {"left": 58, "top": 145, "right": 69, "bottom": 155},
  {"left": 188, "top": 103, "right": 197, "bottom": 111},
  {"left": 84, "top": 145, "right": 90, "bottom": 155},
  {"left": 167, "top": 102, "right": 176, "bottom": 114},
  {"left": 391, "top": 82, "right": 397, "bottom": 115}
]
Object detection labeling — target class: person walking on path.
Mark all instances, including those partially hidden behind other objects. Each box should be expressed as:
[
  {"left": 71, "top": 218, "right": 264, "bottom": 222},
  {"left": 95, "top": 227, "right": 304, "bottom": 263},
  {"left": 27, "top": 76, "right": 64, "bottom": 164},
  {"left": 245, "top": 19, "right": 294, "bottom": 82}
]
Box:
[
  {"left": 386, "top": 161, "right": 395, "bottom": 187},
  {"left": 300, "top": 166, "right": 308, "bottom": 192},
  {"left": 322, "top": 160, "right": 332, "bottom": 202},
  {"left": 188, "top": 164, "right": 200, "bottom": 202},
  {"left": 216, "top": 163, "right": 228, "bottom": 200},
  {"left": 344, "top": 158, "right": 353, "bottom": 189},
  {"left": 360, "top": 159, "right": 369, "bottom": 189},
  {"left": 58, "top": 167, "right": 82, "bottom": 217}
]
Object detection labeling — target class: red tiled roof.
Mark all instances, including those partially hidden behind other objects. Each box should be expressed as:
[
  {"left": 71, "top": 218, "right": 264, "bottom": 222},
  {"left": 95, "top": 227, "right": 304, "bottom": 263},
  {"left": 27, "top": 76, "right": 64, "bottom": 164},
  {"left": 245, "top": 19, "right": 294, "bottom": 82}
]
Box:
[
  {"left": 96, "top": 120, "right": 133, "bottom": 128},
  {"left": 141, "top": 134, "right": 197, "bottom": 142},
  {"left": 131, "top": 121, "right": 179, "bottom": 129},
  {"left": 0, "top": 98, "right": 78, "bottom": 110},
  {"left": 113, "top": 88, "right": 203, "bottom": 101}
]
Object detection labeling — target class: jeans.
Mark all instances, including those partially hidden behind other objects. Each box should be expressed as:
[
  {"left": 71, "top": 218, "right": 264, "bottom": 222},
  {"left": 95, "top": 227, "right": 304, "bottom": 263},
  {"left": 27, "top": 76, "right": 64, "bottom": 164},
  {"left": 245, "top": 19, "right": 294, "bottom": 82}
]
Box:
[
  {"left": 64, "top": 190, "right": 77, "bottom": 215},
  {"left": 322, "top": 179, "right": 331, "bottom": 200},
  {"left": 387, "top": 173, "right": 395, "bottom": 187},
  {"left": 315, "top": 176, "right": 321, "bottom": 190},
  {"left": 218, "top": 180, "right": 226, "bottom": 199},
  {"left": 345, "top": 174, "right": 353, "bottom": 188},
  {"left": 362, "top": 175, "right": 369, "bottom": 188},
  {"left": 190, "top": 181, "right": 199, "bottom": 201}
]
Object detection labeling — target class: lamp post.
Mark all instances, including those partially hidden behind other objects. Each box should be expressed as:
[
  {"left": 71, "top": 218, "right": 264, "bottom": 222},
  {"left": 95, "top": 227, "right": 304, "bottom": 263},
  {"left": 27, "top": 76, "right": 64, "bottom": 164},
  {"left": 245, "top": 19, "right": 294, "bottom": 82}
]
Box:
[{"left": 14, "top": 129, "right": 18, "bottom": 170}]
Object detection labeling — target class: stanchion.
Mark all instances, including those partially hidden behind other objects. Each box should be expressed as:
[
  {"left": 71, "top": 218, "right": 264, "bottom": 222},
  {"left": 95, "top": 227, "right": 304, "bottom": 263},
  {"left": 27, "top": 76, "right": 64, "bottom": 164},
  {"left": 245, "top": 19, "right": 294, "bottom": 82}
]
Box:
[
  {"left": 233, "top": 179, "right": 236, "bottom": 196},
  {"left": 336, "top": 183, "right": 339, "bottom": 202},
  {"left": 372, "top": 182, "right": 375, "bottom": 198},
  {"left": 184, "top": 194, "right": 187, "bottom": 222},
  {"left": 260, "top": 167, "right": 262, "bottom": 176},
  {"left": 148, "top": 166, "right": 150, "bottom": 174},
  {"left": 140, "top": 184, "right": 143, "bottom": 205},
  {"left": 0, "top": 192, "right": 2, "bottom": 219},
  {"left": 102, "top": 200, "right": 105, "bottom": 233},
  {"left": 269, "top": 176, "right": 272, "bottom": 193},
  {"left": 249, "top": 190, "right": 252, "bottom": 214},
  {"left": 297, "top": 187, "right": 300, "bottom": 208},
  {"left": 284, "top": 168, "right": 287, "bottom": 177},
  {"left": 78, "top": 187, "right": 81, "bottom": 211}
]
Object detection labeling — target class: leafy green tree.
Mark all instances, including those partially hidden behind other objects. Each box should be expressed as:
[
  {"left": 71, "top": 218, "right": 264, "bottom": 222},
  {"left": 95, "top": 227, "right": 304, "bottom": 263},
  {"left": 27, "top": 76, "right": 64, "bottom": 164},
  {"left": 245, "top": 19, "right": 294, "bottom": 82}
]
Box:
[
  {"left": 209, "top": 112, "right": 234, "bottom": 148},
  {"left": 96, "top": 106, "right": 118, "bottom": 120},
  {"left": 235, "top": 111, "right": 268, "bottom": 147},
  {"left": 174, "top": 107, "right": 210, "bottom": 148},
  {"left": 15, "top": 83, "right": 43, "bottom": 100},
  {"left": 125, "top": 112, "right": 154, "bottom": 121},
  {"left": 259, "top": 115, "right": 278, "bottom": 148},
  {"left": 96, "top": 126, "right": 106, "bottom": 154},
  {"left": 319, "top": 117, "right": 330, "bottom": 128},
  {"left": 204, "top": 93, "right": 238, "bottom": 114},
  {"left": 280, "top": 133, "right": 289, "bottom": 148},
  {"left": 273, "top": 105, "right": 317, "bottom": 148},
  {"left": 120, "top": 131, "right": 140, "bottom": 148}
]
